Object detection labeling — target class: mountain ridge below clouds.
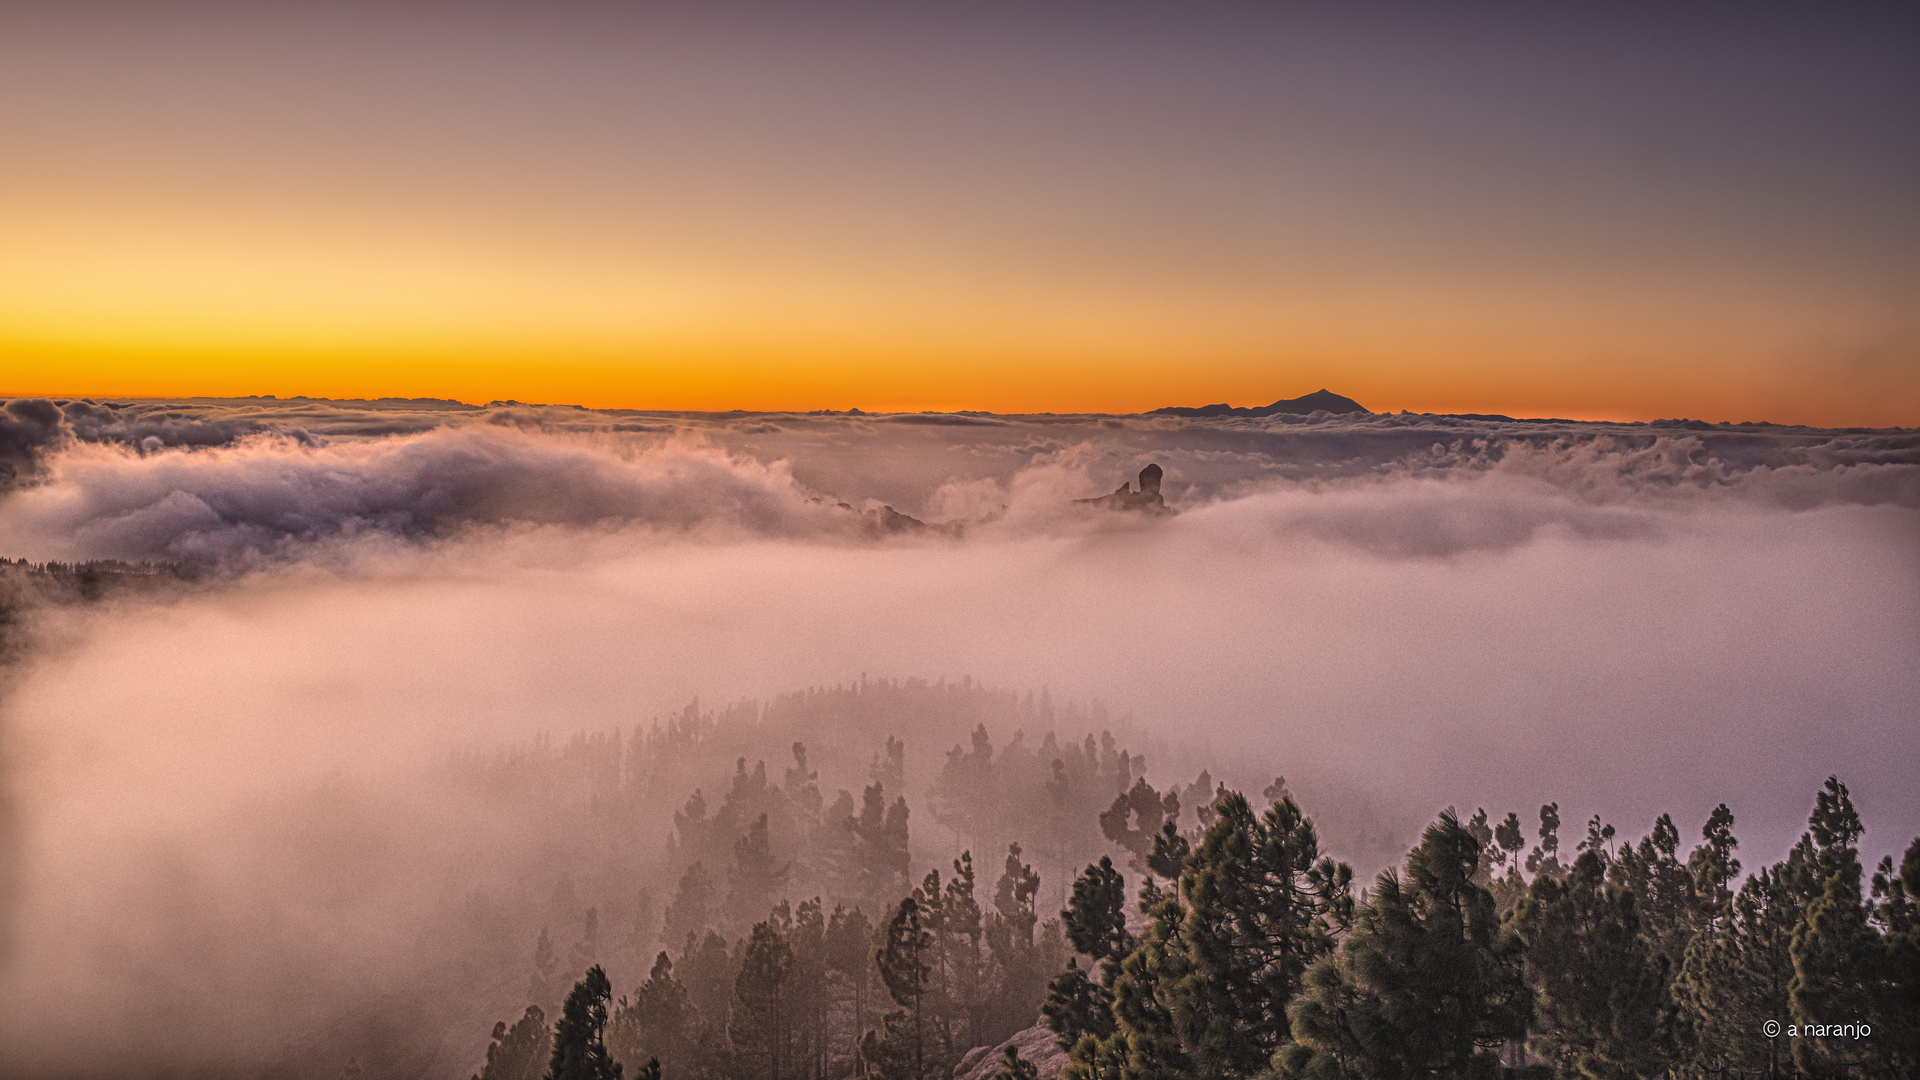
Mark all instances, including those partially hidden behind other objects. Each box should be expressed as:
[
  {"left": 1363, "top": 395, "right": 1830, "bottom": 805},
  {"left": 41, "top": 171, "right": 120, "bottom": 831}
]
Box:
[{"left": 1149, "top": 389, "right": 1369, "bottom": 417}]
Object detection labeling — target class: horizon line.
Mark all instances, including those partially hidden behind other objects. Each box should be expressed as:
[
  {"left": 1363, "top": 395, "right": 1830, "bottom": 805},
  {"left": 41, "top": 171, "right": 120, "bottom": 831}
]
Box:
[{"left": 5, "top": 390, "right": 1909, "bottom": 431}]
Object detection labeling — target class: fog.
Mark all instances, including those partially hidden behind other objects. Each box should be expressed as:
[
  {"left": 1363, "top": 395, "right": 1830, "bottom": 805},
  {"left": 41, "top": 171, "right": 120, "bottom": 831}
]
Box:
[{"left": 0, "top": 398, "right": 1915, "bottom": 1077}]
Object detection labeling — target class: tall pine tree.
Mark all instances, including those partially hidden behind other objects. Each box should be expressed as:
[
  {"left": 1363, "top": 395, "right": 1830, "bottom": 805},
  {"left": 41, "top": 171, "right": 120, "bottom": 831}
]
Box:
[
  {"left": 732, "top": 918, "right": 797, "bottom": 1080},
  {"left": 1675, "top": 864, "right": 1800, "bottom": 1079},
  {"left": 1043, "top": 857, "right": 1131, "bottom": 1054},
  {"left": 1788, "top": 777, "right": 1888, "bottom": 1080},
  {"left": 548, "top": 966, "right": 622, "bottom": 1080},
  {"left": 1280, "top": 811, "right": 1526, "bottom": 1080},
  {"left": 867, "top": 896, "right": 933, "bottom": 1080},
  {"left": 1164, "top": 793, "right": 1350, "bottom": 1079},
  {"left": 475, "top": 1006, "right": 553, "bottom": 1080},
  {"left": 608, "top": 952, "right": 697, "bottom": 1080},
  {"left": 1512, "top": 850, "right": 1673, "bottom": 1080}
]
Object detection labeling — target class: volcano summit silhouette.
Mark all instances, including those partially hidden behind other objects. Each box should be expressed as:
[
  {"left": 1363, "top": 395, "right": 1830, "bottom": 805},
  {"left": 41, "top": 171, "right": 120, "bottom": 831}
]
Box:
[{"left": 1148, "top": 389, "right": 1368, "bottom": 417}]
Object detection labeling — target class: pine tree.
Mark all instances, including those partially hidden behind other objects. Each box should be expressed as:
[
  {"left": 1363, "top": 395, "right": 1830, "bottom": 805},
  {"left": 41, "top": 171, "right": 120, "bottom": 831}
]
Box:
[
  {"left": 548, "top": 966, "right": 622, "bottom": 1080},
  {"left": 871, "top": 736, "right": 906, "bottom": 791},
  {"left": 1688, "top": 803, "right": 1742, "bottom": 921},
  {"left": 1489, "top": 812, "right": 1528, "bottom": 914},
  {"left": 870, "top": 896, "right": 934, "bottom": 1080},
  {"left": 1166, "top": 793, "right": 1350, "bottom": 1078},
  {"left": 987, "top": 843, "right": 1054, "bottom": 1040},
  {"left": 940, "top": 854, "right": 990, "bottom": 1056},
  {"left": 859, "top": 1009, "right": 923, "bottom": 1080},
  {"left": 1512, "top": 850, "right": 1673, "bottom": 1080},
  {"left": 992, "top": 844, "right": 1042, "bottom": 955},
  {"left": 1674, "top": 865, "right": 1800, "bottom": 1079},
  {"left": 1870, "top": 837, "right": 1920, "bottom": 1078},
  {"left": 1064, "top": 856, "right": 1134, "bottom": 980},
  {"left": 851, "top": 782, "right": 912, "bottom": 908},
  {"left": 1043, "top": 959, "right": 1117, "bottom": 1053},
  {"left": 1181, "top": 771, "right": 1223, "bottom": 832},
  {"left": 1101, "top": 777, "right": 1178, "bottom": 877},
  {"left": 1056, "top": 846, "right": 1166, "bottom": 1080},
  {"left": 665, "top": 862, "right": 717, "bottom": 946},
  {"left": 1525, "top": 802, "right": 1564, "bottom": 881},
  {"left": 1102, "top": 883, "right": 1189, "bottom": 1080},
  {"left": 882, "top": 861, "right": 987, "bottom": 1078},
  {"left": 729, "top": 813, "right": 792, "bottom": 930},
  {"left": 993, "top": 1044, "right": 1041, "bottom": 1080},
  {"left": 678, "top": 929, "right": 736, "bottom": 1048},
  {"left": 1279, "top": 811, "right": 1526, "bottom": 1080},
  {"left": 820, "top": 789, "right": 861, "bottom": 900},
  {"left": 1464, "top": 809, "right": 1496, "bottom": 887},
  {"left": 733, "top": 919, "right": 797, "bottom": 1080},
  {"left": 826, "top": 904, "right": 877, "bottom": 1069},
  {"left": 1575, "top": 814, "right": 1617, "bottom": 861},
  {"left": 1607, "top": 814, "right": 1697, "bottom": 973},
  {"left": 1665, "top": 804, "right": 1738, "bottom": 1066},
  {"left": 569, "top": 909, "right": 601, "bottom": 982},
  {"left": 1493, "top": 812, "right": 1525, "bottom": 866},
  {"left": 475, "top": 1006, "right": 553, "bottom": 1080},
  {"left": 786, "top": 898, "right": 831, "bottom": 1080},
  {"left": 531, "top": 928, "right": 562, "bottom": 1014},
  {"left": 784, "top": 742, "right": 824, "bottom": 827},
  {"left": 1788, "top": 777, "right": 1887, "bottom": 1080},
  {"left": 1147, "top": 819, "right": 1191, "bottom": 885},
  {"left": 1053, "top": 792, "right": 1356, "bottom": 1080},
  {"left": 1043, "top": 857, "right": 1131, "bottom": 1054},
  {"left": 931, "top": 724, "right": 1000, "bottom": 862},
  {"left": 608, "top": 952, "right": 696, "bottom": 1080}
]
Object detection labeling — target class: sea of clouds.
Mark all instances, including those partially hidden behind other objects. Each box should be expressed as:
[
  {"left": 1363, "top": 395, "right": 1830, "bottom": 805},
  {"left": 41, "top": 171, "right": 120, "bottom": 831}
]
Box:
[
  {"left": 2, "top": 395, "right": 1915, "bottom": 840},
  {"left": 3, "top": 395, "right": 1914, "bottom": 562},
  {"left": 0, "top": 395, "right": 1915, "bottom": 1076}
]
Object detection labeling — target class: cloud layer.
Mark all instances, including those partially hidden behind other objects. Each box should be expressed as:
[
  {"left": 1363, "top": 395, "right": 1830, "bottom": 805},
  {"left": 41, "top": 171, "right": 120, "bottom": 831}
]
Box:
[
  {"left": 1, "top": 396, "right": 1915, "bottom": 567},
  {"left": 0, "top": 398, "right": 1915, "bottom": 1077}
]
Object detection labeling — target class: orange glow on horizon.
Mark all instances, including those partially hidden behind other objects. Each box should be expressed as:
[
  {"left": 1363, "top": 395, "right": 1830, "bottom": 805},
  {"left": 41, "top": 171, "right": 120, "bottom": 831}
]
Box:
[
  {"left": 3, "top": 4, "right": 1914, "bottom": 430},
  {"left": 3, "top": 210, "right": 1908, "bottom": 427},
  {"left": 2, "top": 345, "right": 1903, "bottom": 428}
]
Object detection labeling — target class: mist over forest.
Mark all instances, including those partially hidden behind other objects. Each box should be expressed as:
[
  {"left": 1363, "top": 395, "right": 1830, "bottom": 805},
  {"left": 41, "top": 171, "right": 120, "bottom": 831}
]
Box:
[{"left": 0, "top": 396, "right": 1915, "bottom": 1079}]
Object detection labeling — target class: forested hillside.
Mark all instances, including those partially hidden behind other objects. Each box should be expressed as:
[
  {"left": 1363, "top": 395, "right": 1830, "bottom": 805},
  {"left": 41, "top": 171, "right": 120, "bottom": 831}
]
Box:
[
  {"left": 463, "top": 708, "right": 1917, "bottom": 1080},
  {"left": 408, "top": 681, "right": 1165, "bottom": 1080}
]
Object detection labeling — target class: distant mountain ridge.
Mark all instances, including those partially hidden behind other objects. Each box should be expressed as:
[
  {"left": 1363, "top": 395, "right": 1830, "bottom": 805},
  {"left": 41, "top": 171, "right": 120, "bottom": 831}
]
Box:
[{"left": 1149, "top": 389, "right": 1368, "bottom": 417}]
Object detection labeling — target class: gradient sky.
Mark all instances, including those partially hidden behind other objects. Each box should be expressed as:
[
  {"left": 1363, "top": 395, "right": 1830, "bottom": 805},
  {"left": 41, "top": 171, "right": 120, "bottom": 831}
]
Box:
[{"left": 2, "top": 2, "right": 1916, "bottom": 424}]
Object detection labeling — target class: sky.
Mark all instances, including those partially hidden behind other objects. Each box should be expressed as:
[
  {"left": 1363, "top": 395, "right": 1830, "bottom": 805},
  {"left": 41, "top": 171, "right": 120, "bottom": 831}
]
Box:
[{"left": 2, "top": 2, "right": 1917, "bottom": 425}]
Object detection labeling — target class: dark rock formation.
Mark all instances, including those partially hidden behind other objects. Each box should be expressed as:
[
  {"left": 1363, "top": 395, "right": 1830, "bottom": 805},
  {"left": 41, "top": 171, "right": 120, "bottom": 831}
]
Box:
[
  {"left": 1149, "top": 389, "right": 1368, "bottom": 417},
  {"left": 1074, "top": 463, "right": 1172, "bottom": 514},
  {"left": 834, "top": 502, "right": 965, "bottom": 538}
]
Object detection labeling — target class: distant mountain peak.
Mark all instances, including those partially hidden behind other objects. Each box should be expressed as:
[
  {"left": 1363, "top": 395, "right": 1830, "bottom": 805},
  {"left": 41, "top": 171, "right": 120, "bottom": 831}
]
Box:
[{"left": 1148, "top": 389, "right": 1368, "bottom": 418}]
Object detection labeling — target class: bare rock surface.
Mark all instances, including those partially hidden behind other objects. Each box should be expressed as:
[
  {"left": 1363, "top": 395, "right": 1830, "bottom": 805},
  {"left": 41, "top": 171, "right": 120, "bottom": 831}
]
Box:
[{"left": 954, "top": 1025, "right": 1070, "bottom": 1080}]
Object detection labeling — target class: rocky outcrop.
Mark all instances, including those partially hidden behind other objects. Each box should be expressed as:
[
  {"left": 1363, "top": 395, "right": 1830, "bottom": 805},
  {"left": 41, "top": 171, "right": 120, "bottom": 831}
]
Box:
[
  {"left": 1074, "top": 463, "right": 1172, "bottom": 514},
  {"left": 953, "top": 1025, "right": 1070, "bottom": 1080},
  {"left": 828, "top": 501, "right": 968, "bottom": 538}
]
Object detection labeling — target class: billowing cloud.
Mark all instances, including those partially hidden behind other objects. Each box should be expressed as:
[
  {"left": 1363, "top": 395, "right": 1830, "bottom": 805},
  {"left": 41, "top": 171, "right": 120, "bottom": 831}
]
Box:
[
  {"left": 0, "top": 398, "right": 67, "bottom": 490},
  {"left": 0, "top": 427, "right": 855, "bottom": 566}
]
